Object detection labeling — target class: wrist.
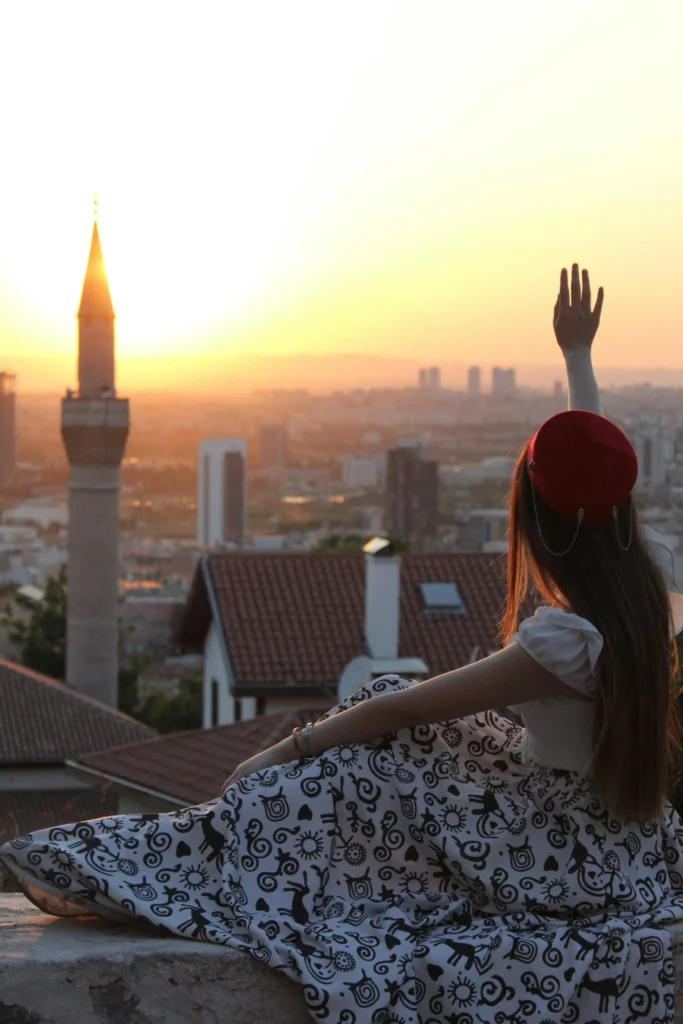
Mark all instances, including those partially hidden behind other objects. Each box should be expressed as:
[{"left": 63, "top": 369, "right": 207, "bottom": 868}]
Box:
[{"left": 562, "top": 346, "right": 593, "bottom": 368}]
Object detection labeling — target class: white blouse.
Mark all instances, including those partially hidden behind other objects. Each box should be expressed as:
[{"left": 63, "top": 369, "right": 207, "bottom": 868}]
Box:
[{"left": 508, "top": 606, "right": 603, "bottom": 774}]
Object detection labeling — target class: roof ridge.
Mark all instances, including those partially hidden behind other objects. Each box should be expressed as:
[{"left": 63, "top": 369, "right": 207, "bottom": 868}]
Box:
[{"left": 0, "top": 659, "right": 155, "bottom": 732}]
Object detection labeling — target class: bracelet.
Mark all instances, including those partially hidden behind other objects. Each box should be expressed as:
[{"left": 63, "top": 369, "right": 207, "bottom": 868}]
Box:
[
  {"left": 300, "top": 721, "right": 314, "bottom": 758},
  {"left": 291, "top": 726, "right": 303, "bottom": 758}
]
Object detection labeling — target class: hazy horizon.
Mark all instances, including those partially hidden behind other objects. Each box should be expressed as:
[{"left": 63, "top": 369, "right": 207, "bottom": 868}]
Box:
[{"left": 9, "top": 351, "right": 683, "bottom": 398}]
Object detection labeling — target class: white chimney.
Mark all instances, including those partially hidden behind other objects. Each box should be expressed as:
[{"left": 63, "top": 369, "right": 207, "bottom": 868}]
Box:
[{"left": 363, "top": 537, "right": 401, "bottom": 659}]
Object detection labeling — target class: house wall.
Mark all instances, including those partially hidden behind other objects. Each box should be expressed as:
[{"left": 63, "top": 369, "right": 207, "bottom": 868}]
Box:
[{"left": 202, "top": 622, "right": 235, "bottom": 727}]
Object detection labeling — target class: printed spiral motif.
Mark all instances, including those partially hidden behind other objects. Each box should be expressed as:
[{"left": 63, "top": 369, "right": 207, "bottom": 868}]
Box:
[{"left": 2, "top": 674, "right": 683, "bottom": 1024}]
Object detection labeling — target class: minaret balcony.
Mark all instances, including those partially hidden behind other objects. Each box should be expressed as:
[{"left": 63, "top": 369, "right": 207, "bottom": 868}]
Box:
[{"left": 61, "top": 396, "right": 130, "bottom": 467}]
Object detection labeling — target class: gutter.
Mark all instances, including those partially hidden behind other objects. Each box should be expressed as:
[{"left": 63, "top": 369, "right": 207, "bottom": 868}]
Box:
[{"left": 64, "top": 760, "right": 187, "bottom": 808}]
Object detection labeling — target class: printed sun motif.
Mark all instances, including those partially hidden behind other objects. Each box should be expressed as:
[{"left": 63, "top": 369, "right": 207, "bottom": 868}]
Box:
[
  {"left": 98, "top": 817, "right": 124, "bottom": 833},
  {"left": 395, "top": 765, "right": 416, "bottom": 784},
  {"left": 447, "top": 975, "right": 477, "bottom": 1008},
  {"left": 344, "top": 842, "right": 367, "bottom": 866},
  {"left": 180, "top": 864, "right": 210, "bottom": 891},
  {"left": 117, "top": 858, "right": 138, "bottom": 876},
  {"left": 483, "top": 774, "right": 507, "bottom": 793},
  {"left": 334, "top": 746, "right": 359, "bottom": 767},
  {"left": 603, "top": 850, "right": 622, "bottom": 873},
  {"left": 439, "top": 804, "right": 467, "bottom": 833},
  {"left": 332, "top": 950, "right": 356, "bottom": 972},
  {"left": 541, "top": 877, "right": 570, "bottom": 904},
  {"left": 295, "top": 830, "right": 325, "bottom": 861},
  {"left": 442, "top": 725, "right": 463, "bottom": 748},
  {"left": 49, "top": 848, "right": 75, "bottom": 869},
  {"left": 400, "top": 871, "right": 429, "bottom": 895}
]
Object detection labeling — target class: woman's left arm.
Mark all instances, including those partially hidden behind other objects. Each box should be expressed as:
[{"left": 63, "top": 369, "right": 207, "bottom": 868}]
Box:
[{"left": 223, "top": 645, "right": 574, "bottom": 787}]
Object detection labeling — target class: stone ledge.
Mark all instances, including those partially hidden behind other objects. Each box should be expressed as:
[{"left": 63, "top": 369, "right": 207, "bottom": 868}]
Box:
[
  {"left": 3, "top": 894, "right": 683, "bottom": 1024},
  {"left": 0, "top": 895, "right": 309, "bottom": 1024}
]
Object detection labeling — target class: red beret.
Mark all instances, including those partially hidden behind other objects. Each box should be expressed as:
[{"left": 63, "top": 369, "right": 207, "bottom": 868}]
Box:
[{"left": 527, "top": 410, "right": 638, "bottom": 525}]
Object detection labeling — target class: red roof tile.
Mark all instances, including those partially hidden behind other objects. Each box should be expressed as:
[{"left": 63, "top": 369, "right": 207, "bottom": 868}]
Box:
[
  {"left": 0, "top": 787, "right": 118, "bottom": 846},
  {"left": 76, "top": 710, "right": 320, "bottom": 805},
  {"left": 0, "top": 661, "right": 155, "bottom": 765},
  {"left": 179, "top": 551, "right": 507, "bottom": 693}
]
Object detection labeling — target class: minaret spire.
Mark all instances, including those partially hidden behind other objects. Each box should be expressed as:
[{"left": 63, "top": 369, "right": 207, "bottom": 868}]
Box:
[{"left": 77, "top": 208, "right": 115, "bottom": 398}]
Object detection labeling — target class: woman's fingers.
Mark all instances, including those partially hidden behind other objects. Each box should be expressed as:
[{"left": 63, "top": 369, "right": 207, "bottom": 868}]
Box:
[
  {"left": 553, "top": 293, "right": 560, "bottom": 325},
  {"left": 581, "top": 269, "right": 591, "bottom": 312},
  {"left": 593, "top": 286, "right": 604, "bottom": 324},
  {"left": 559, "top": 267, "right": 570, "bottom": 311},
  {"left": 571, "top": 263, "right": 581, "bottom": 307}
]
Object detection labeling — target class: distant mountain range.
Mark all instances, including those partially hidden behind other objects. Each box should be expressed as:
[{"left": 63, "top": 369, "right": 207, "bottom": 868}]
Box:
[{"left": 8, "top": 351, "right": 683, "bottom": 394}]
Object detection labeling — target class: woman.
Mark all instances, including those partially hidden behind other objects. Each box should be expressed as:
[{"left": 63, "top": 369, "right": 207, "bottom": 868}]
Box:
[{"left": 3, "top": 265, "right": 683, "bottom": 1024}]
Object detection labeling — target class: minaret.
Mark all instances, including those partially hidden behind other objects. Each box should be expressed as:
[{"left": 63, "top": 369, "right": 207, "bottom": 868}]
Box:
[{"left": 61, "top": 206, "right": 130, "bottom": 706}]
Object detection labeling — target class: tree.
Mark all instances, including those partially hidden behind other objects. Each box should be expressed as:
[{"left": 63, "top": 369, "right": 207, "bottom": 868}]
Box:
[{"left": 3, "top": 568, "right": 68, "bottom": 680}]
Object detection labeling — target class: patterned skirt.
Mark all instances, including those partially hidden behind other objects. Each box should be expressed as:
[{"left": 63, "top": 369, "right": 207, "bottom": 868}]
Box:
[{"left": 3, "top": 676, "right": 683, "bottom": 1024}]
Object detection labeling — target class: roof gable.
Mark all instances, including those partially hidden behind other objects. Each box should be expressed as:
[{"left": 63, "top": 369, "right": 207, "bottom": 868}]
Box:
[{"left": 179, "top": 551, "right": 507, "bottom": 692}]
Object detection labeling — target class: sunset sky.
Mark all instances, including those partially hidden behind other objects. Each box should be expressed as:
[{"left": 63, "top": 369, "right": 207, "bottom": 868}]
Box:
[{"left": 1, "top": 0, "right": 682, "bottom": 392}]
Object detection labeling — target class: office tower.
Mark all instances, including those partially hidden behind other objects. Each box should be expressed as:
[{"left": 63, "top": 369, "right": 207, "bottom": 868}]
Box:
[
  {"left": 197, "top": 438, "right": 247, "bottom": 547},
  {"left": 385, "top": 441, "right": 438, "bottom": 546},
  {"left": 418, "top": 368, "right": 429, "bottom": 389},
  {"left": 634, "top": 428, "right": 674, "bottom": 491},
  {"left": 428, "top": 366, "right": 441, "bottom": 390},
  {"left": 61, "top": 215, "right": 130, "bottom": 706},
  {"left": 260, "top": 422, "right": 288, "bottom": 469},
  {"left": 467, "top": 366, "right": 481, "bottom": 398},
  {"left": 492, "top": 366, "right": 516, "bottom": 396},
  {"left": 0, "top": 372, "right": 17, "bottom": 488}
]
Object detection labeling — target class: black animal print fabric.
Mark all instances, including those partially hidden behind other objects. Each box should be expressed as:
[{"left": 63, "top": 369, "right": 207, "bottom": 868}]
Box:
[{"left": 2, "top": 676, "right": 683, "bottom": 1023}]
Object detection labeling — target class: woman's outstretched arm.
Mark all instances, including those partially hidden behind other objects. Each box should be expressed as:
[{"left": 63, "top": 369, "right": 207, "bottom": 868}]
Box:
[
  {"left": 554, "top": 264, "right": 604, "bottom": 415},
  {"left": 222, "top": 646, "right": 583, "bottom": 787}
]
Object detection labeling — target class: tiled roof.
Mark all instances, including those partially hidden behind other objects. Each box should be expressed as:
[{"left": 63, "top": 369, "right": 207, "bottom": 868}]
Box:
[
  {"left": 0, "top": 661, "right": 155, "bottom": 765},
  {"left": 178, "top": 551, "right": 507, "bottom": 693},
  {"left": 75, "top": 710, "right": 320, "bottom": 805},
  {"left": 0, "top": 787, "right": 118, "bottom": 846}
]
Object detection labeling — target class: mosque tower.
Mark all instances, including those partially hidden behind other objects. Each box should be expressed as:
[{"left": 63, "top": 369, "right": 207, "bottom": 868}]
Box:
[{"left": 61, "top": 206, "right": 130, "bottom": 706}]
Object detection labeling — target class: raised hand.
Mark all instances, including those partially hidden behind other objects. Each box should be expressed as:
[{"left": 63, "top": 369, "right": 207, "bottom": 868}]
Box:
[{"left": 553, "top": 264, "right": 604, "bottom": 353}]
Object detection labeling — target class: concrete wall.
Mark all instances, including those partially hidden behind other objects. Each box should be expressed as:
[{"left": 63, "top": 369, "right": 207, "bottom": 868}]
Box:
[{"left": 0, "top": 895, "right": 310, "bottom": 1024}]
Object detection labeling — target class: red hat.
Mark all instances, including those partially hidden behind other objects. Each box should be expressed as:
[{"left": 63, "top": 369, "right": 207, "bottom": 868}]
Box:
[{"left": 527, "top": 410, "right": 638, "bottom": 525}]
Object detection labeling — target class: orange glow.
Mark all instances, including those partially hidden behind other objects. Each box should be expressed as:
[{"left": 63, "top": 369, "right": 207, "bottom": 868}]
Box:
[{"left": 1, "top": 2, "right": 682, "bottom": 391}]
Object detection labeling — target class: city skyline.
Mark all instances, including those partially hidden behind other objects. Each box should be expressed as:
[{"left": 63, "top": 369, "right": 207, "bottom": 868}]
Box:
[{"left": 1, "top": 2, "right": 682, "bottom": 394}]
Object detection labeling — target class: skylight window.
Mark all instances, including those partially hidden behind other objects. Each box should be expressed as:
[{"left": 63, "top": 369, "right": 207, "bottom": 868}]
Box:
[{"left": 420, "top": 582, "right": 467, "bottom": 613}]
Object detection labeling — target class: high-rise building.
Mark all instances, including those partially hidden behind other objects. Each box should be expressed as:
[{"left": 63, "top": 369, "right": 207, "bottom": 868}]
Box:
[
  {"left": 428, "top": 366, "right": 441, "bottom": 390},
  {"left": 260, "top": 422, "right": 288, "bottom": 469},
  {"left": 61, "top": 215, "right": 130, "bottom": 706},
  {"left": 385, "top": 442, "right": 438, "bottom": 546},
  {"left": 492, "top": 366, "right": 516, "bottom": 396},
  {"left": 0, "top": 372, "right": 17, "bottom": 488},
  {"left": 418, "top": 368, "right": 429, "bottom": 389},
  {"left": 198, "top": 438, "right": 247, "bottom": 547},
  {"left": 634, "top": 428, "right": 674, "bottom": 492},
  {"left": 467, "top": 366, "right": 481, "bottom": 398}
]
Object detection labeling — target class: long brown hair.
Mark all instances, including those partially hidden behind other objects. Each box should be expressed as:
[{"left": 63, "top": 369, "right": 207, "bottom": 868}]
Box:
[{"left": 502, "top": 446, "right": 681, "bottom": 821}]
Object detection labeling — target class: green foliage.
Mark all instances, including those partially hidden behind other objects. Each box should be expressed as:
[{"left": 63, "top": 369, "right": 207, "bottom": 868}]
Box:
[
  {"left": 2, "top": 567, "right": 68, "bottom": 680},
  {"left": 312, "top": 534, "right": 410, "bottom": 553},
  {"left": 136, "top": 676, "right": 202, "bottom": 734}
]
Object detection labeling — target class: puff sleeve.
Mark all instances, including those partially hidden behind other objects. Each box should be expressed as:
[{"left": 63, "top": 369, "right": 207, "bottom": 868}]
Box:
[{"left": 511, "top": 607, "right": 603, "bottom": 695}]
